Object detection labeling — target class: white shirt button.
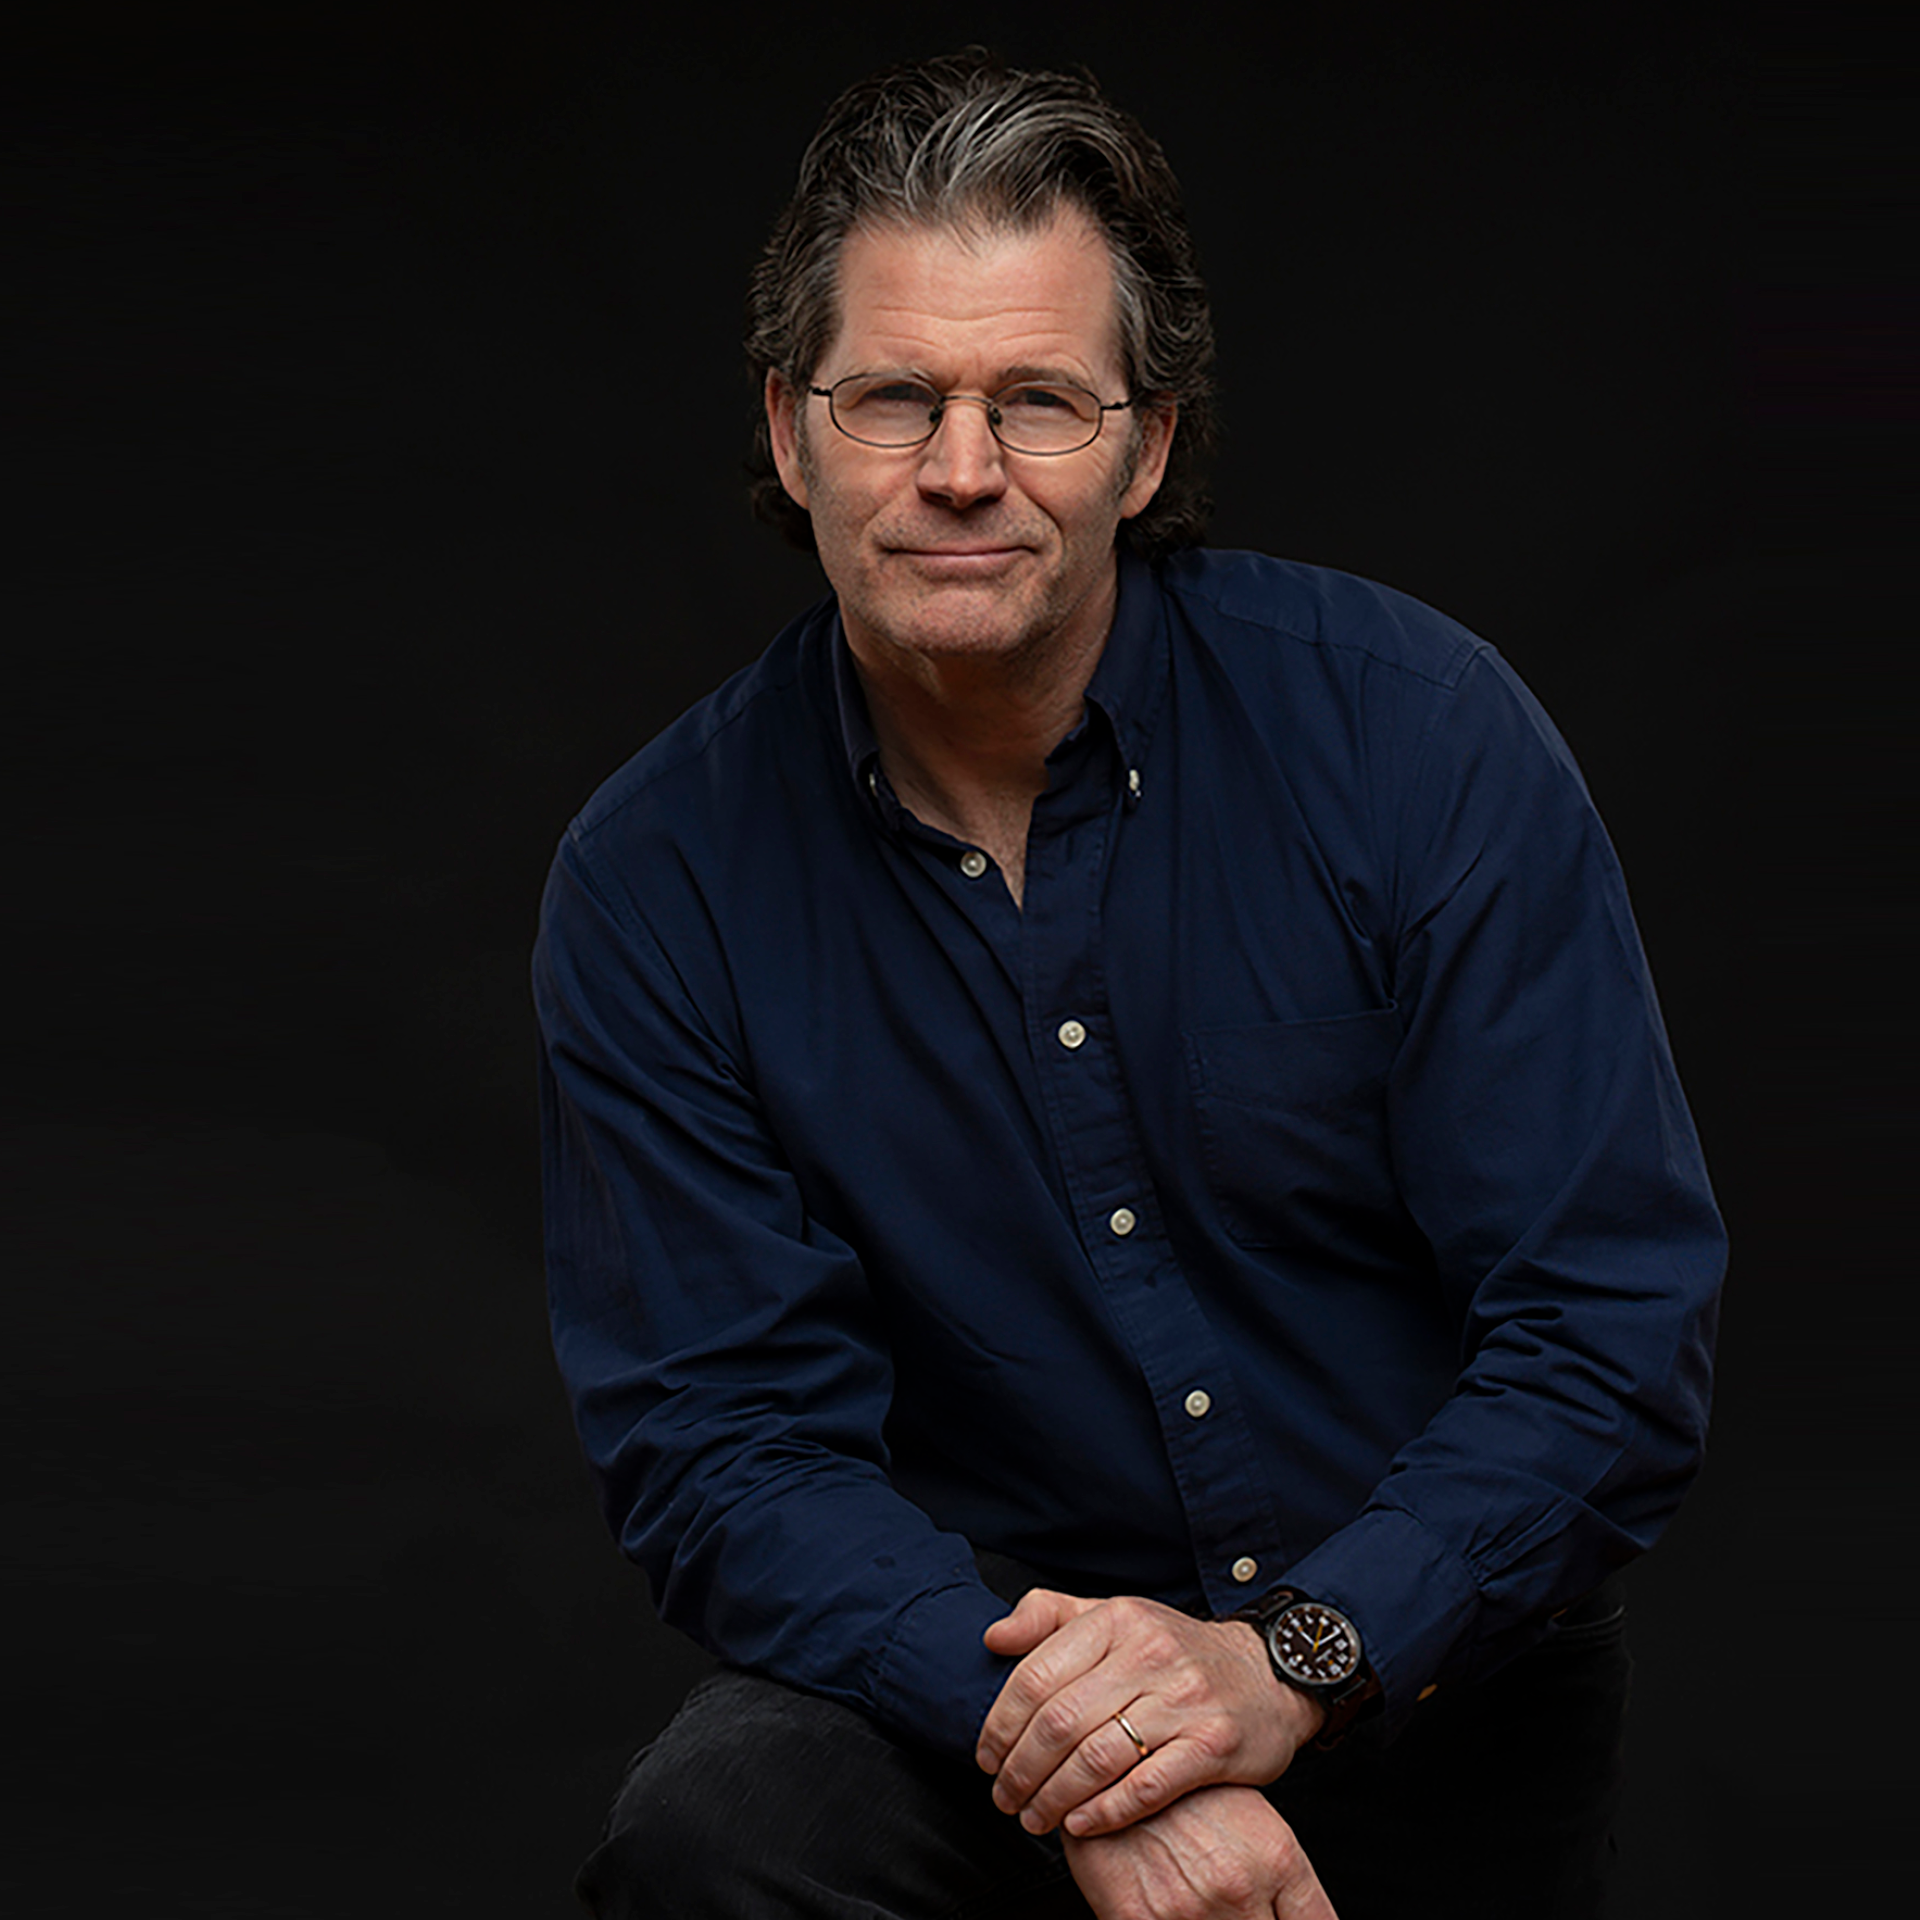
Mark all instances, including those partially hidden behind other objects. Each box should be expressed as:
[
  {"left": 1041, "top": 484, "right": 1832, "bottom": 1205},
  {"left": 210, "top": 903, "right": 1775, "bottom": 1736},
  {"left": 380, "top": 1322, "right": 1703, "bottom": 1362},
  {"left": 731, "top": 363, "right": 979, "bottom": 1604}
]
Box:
[
  {"left": 1184, "top": 1389, "right": 1212, "bottom": 1419},
  {"left": 1109, "top": 1207, "right": 1137, "bottom": 1237},
  {"left": 1057, "top": 1019, "right": 1088, "bottom": 1050},
  {"left": 959, "top": 850, "right": 989, "bottom": 879},
  {"left": 1231, "top": 1556, "right": 1259, "bottom": 1584}
]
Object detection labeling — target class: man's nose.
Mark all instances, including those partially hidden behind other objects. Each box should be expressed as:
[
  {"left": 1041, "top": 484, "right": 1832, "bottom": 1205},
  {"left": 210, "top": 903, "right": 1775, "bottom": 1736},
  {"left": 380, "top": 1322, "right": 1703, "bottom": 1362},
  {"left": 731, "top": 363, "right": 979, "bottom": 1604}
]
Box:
[{"left": 915, "top": 396, "right": 1009, "bottom": 507}]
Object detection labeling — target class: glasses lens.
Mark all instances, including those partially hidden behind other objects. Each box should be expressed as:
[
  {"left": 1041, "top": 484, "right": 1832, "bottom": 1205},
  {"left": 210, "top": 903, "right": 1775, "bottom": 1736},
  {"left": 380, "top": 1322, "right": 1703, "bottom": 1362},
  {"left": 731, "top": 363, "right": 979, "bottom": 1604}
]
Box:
[
  {"left": 830, "top": 376, "right": 943, "bottom": 448},
  {"left": 989, "top": 382, "right": 1102, "bottom": 454},
  {"left": 827, "top": 376, "right": 1110, "bottom": 453}
]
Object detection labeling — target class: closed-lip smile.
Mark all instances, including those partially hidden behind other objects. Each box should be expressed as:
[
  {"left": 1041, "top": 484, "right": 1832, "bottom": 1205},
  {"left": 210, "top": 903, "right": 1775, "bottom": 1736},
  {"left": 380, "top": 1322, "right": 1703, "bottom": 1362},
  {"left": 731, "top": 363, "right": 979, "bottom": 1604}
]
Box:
[{"left": 891, "top": 542, "right": 1026, "bottom": 560}]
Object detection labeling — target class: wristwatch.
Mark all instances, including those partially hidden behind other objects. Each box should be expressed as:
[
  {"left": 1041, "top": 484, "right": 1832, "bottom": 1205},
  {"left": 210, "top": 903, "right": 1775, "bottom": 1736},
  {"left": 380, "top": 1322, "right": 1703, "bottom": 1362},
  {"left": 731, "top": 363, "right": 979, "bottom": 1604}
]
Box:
[{"left": 1234, "top": 1588, "right": 1381, "bottom": 1746}]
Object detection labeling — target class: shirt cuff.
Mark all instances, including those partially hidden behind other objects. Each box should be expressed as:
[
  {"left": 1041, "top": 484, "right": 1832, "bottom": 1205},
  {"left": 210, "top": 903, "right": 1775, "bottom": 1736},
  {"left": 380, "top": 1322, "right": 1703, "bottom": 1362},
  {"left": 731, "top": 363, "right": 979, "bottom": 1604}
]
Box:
[
  {"left": 872, "top": 1579, "right": 1018, "bottom": 1765},
  {"left": 1278, "top": 1506, "right": 1482, "bottom": 1735}
]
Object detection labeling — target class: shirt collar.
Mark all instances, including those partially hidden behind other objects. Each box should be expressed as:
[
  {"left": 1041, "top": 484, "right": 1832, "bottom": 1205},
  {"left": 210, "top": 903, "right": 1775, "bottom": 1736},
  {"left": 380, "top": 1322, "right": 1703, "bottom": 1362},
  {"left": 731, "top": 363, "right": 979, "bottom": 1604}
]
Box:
[
  {"left": 1081, "top": 548, "right": 1168, "bottom": 778},
  {"left": 831, "top": 609, "right": 883, "bottom": 787},
  {"left": 830, "top": 547, "right": 1170, "bottom": 810}
]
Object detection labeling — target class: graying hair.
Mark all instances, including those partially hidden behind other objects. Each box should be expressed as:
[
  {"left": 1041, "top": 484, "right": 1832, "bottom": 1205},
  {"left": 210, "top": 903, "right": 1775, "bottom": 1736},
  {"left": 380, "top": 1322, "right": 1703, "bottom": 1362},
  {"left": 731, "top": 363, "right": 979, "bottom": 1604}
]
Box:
[{"left": 745, "top": 49, "right": 1216, "bottom": 560}]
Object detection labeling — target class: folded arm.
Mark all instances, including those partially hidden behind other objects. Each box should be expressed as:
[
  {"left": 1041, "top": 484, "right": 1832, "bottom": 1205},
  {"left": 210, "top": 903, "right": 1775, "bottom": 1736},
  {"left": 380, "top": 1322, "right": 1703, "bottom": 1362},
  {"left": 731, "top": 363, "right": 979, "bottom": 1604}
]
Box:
[
  {"left": 978, "top": 646, "right": 1725, "bottom": 1835},
  {"left": 536, "top": 831, "right": 1012, "bottom": 1760}
]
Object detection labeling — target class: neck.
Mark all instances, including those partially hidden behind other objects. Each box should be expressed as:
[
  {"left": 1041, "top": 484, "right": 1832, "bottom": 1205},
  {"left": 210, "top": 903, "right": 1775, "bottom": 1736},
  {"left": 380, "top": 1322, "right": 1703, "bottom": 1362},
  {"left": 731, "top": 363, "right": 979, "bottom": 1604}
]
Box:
[{"left": 846, "top": 582, "right": 1116, "bottom": 907}]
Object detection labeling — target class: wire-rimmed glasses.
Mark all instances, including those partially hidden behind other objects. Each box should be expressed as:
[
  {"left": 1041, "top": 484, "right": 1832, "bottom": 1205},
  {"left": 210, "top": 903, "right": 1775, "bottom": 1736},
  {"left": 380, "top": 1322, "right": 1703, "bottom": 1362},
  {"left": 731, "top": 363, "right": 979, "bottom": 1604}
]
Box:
[{"left": 807, "top": 373, "right": 1133, "bottom": 456}]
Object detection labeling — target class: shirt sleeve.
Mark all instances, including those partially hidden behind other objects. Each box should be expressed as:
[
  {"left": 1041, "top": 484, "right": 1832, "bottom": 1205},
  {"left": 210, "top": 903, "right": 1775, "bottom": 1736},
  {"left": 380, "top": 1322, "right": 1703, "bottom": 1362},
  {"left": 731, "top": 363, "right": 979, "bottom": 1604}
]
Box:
[
  {"left": 1275, "top": 643, "right": 1725, "bottom": 1729},
  {"left": 533, "top": 824, "right": 1013, "bottom": 1763}
]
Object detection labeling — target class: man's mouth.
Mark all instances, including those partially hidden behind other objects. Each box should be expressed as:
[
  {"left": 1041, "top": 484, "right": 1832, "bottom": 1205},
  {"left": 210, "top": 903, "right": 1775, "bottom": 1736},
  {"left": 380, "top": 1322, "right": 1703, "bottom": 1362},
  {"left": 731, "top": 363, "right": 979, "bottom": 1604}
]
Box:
[{"left": 887, "top": 543, "right": 1028, "bottom": 568}]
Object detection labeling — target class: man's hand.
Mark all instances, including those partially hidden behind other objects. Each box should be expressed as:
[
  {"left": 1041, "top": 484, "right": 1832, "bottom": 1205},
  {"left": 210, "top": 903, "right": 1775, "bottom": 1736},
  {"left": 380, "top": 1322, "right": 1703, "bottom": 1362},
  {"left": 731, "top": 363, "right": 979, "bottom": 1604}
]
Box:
[
  {"left": 976, "top": 1591, "right": 1323, "bottom": 1837},
  {"left": 1063, "top": 1782, "right": 1338, "bottom": 1919}
]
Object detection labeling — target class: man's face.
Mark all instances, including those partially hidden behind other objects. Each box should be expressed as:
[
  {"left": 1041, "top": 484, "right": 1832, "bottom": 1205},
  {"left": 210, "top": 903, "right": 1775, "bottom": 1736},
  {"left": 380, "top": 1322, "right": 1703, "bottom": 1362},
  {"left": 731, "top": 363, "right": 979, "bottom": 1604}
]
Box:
[{"left": 766, "top": 208, "right": 1174, "bottom": 680}]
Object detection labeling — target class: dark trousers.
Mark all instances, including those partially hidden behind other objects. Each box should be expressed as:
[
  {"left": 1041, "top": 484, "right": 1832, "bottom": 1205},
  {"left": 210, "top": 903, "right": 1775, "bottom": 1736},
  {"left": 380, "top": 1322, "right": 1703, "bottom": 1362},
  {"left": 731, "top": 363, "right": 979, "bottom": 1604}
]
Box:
[{"left": 576, "top": 1585, "right": 1630, "bottom": 1919}]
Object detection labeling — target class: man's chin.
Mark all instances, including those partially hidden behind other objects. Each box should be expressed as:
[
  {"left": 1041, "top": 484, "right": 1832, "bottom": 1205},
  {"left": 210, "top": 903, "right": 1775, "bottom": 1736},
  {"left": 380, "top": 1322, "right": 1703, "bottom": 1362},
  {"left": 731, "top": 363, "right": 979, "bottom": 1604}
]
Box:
[
  {"left": 872, "top": 580, "right": 1045, "bottom": 658},
  {"left": 906, "top": 606, "right": 1051, "bottom": 658}
]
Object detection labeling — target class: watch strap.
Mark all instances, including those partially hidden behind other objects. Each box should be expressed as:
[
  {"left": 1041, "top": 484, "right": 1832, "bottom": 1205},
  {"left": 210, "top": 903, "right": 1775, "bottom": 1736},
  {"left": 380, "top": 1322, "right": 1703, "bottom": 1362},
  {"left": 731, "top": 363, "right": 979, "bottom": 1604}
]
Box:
[{"left": 1309, "top": 1670, "right": 1382, "bottom": 1749}]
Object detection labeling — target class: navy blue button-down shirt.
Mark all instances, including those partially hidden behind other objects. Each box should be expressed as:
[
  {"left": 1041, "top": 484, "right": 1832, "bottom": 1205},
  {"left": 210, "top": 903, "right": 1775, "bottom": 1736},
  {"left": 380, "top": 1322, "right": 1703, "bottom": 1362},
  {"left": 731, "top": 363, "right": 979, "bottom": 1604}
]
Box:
[{"left": 535, "top": 548, "right": 1724, "bottom": 1763}]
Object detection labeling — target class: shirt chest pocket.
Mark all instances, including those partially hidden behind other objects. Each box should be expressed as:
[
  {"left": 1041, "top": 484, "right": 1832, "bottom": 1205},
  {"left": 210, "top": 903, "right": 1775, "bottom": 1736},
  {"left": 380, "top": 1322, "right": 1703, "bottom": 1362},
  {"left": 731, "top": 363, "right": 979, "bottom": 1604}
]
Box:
[{"left": 1183, "top": 1006, "right": 1408, "bottom": 1256}]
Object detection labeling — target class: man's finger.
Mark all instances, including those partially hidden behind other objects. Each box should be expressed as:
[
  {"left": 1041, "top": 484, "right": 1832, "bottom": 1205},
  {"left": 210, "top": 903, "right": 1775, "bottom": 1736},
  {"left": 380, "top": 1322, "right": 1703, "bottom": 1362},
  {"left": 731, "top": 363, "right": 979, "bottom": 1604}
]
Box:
[
  {"left": 981, "top": 1587, "right": 1093, "bottom": 1659},
  {"left": 1270, "top": 1845, "right": 1339, "bottom": 1920},
  {"left": 1004, "top": 1703, "right": 1154, "bottom": 1831},
  {"left": 1055, "top": 1742, "right": 1199, "bottom": 1837},
  {"left": 976, "top": 1601, "right": 1112, "bottom": 1772},
  {"left": 986, "top": 1636, "right": 1131, "bottom": 1800}
]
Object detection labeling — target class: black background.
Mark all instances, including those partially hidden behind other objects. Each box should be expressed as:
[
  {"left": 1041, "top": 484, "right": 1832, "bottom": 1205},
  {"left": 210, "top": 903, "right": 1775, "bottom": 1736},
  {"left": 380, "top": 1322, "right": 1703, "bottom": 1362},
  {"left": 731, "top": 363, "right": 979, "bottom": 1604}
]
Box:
[{"left": 14, "top": 3, "right": 1900, "bottom": 1914}]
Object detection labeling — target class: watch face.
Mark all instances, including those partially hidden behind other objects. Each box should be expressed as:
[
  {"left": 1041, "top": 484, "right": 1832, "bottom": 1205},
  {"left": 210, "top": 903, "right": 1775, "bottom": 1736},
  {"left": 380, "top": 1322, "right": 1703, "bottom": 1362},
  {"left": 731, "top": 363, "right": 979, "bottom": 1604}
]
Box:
[{"left": 1268, "top": 1602, "right": 1362, "bottom": 1688}]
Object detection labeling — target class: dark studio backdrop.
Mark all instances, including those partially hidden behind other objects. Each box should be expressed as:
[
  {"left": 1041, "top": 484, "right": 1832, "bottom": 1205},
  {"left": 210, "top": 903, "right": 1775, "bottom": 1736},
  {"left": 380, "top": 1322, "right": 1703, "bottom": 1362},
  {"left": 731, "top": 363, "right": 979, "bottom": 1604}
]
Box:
[{"left": 14, "top": 4, "right": 1901, "bottom": 1914}]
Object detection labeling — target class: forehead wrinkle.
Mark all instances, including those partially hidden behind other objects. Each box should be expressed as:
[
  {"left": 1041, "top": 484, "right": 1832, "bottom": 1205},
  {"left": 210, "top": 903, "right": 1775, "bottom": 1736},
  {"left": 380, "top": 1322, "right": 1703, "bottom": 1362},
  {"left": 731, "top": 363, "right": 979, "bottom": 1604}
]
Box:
[
  {"left": 857, "top": 313, "right": 1102, "bottom": 375},
  {"left": 821, "top": 208, "right": 1123, "bottom": 386},
  {"left": 856, "top": 288, "right": 1108, "bottom": 348}
]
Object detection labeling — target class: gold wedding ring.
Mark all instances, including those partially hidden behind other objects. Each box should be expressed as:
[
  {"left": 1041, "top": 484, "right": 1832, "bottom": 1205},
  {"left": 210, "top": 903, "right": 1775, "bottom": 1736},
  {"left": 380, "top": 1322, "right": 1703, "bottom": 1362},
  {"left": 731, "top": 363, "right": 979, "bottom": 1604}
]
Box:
[{"left": 1112, "top": 1709, "right": 1151, "bottom": 1758}]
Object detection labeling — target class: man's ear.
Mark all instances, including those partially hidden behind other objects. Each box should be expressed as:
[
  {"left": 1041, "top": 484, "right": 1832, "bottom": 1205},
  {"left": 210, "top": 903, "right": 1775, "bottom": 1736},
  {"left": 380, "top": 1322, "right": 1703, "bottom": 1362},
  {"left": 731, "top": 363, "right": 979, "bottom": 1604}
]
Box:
[
  {"left": 766, "top": 370, "right": 810, "bottom": 511},
  {"left": 1119, "top": 401, "right": 1178, "bottom": 522}
]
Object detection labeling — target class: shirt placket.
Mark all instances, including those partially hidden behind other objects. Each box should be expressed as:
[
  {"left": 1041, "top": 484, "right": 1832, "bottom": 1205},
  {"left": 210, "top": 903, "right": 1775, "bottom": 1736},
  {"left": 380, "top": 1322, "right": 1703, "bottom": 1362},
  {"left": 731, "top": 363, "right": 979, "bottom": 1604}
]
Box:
[{"left": 1019, "top": 760, "right": 1294, "bottom": 1616}]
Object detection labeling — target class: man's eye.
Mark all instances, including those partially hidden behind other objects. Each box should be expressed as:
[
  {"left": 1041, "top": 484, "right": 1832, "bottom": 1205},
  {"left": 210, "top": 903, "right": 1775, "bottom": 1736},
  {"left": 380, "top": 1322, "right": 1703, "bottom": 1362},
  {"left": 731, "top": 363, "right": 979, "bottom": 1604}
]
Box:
[
  {"left": 998, "top": 385, "right": 1091, "bottom": 420},
  {"left": 860, "top": 382, "right": 940, "bottom": 407}
]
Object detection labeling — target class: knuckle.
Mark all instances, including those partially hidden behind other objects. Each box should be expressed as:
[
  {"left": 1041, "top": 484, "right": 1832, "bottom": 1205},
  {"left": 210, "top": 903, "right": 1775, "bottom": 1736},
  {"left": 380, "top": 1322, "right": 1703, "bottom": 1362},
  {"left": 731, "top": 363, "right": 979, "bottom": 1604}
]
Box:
[
  {"left": 1074, "top": 1737, "right": 1118, "bottom": 1788},
  {"left": 1194, "top": 1713, "right": 1238, "bottom": 1760},
  {"left": 1010, "top": 1661, "right": 1053, "bottom": 1708},
  {"left": 1164, "top": 1665, "right": 1204, "bottom": 1705},
  {"left": 1267, "top": 1824, "right": 1306, "bottom": 1878},
  {"left": 1210, "top": 1860, "right": 1259, "bottom": 1909},
  {"left": 1142, "top": 1628, "right": 1180, "bottom": 1666},
  {"left": 1119, "top": 1760, "right": 1169, "bottom": 1815},
  {"left": 1033, "top": 1698, "right": 1081, "bottom": 1747}
]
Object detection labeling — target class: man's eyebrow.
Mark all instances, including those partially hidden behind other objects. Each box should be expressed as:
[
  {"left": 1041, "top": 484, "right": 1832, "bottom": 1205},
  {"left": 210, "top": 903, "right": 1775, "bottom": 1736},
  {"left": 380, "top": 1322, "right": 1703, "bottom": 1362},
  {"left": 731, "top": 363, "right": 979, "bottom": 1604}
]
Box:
[
  {"left": 993, "top": 363, "right": 1092, "bottom": 387},
  {"left": 849, "top": 363, "right": 1093, "bottom": 389}
]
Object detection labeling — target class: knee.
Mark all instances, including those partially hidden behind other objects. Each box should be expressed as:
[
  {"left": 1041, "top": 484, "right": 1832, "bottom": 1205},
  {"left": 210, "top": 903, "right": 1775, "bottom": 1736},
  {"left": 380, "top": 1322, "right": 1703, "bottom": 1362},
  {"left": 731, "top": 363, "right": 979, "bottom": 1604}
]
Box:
[
  {"left": 576, "top": 1673, "right": 888, "bottom": 1917},
  {"left": 579, "top": 1739, "right": 763, "bottom": 1916}
]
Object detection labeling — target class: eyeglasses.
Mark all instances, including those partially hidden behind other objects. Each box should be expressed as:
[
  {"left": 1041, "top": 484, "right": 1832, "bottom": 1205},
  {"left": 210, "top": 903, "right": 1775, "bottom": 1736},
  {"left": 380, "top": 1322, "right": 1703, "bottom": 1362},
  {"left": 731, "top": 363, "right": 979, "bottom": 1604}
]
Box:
[{"left": 807, "top": 373, "right": 1133, "bottom": 456}]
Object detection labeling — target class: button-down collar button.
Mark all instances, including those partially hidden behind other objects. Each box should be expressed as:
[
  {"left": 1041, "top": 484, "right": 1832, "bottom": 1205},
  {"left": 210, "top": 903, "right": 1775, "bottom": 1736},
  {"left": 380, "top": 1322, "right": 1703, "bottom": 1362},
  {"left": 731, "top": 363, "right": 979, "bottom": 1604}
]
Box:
[
  {"left": 1231, "top": 1556, "right": 1259, "bottom": 1584},
  {"left": 959, "top": 850, "right": 989, "bottom": 879},
  {"left": 1184, "top": 1389, "right": 1212, "bottom": 1419},
  {"left": 1109, "top": 1206, "right": 1137, "bottom": 1237},
  {"left": 1057, "top": 1019, "right": 1088, "bottom": 1050}
]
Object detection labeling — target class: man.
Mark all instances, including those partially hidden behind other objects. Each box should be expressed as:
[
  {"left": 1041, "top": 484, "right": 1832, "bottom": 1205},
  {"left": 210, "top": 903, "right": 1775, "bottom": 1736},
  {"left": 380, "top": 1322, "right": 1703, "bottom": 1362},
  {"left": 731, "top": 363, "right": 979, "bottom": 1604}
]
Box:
[{"left": 535, "top": 50, "right": 1724, "bottom": 1920}]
